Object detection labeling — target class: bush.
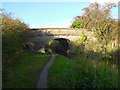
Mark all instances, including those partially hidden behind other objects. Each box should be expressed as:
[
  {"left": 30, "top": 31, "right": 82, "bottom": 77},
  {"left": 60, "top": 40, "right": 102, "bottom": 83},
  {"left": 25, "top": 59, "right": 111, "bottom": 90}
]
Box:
[
  {"left": 72, "top": 33, "right": 87, "bottom": 56},
  {"left": 1, "top": 12, "right": 29, "bottom": 66},
  {"left": 71, "top": 19, "right": 84, "bottom": 28}
]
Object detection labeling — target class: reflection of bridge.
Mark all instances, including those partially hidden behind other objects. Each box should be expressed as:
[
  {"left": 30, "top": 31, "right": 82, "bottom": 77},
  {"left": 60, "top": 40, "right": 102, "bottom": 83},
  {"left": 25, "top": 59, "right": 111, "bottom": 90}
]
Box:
[{"left": 27, "top": 28, "right": 96, "bottom": 52}]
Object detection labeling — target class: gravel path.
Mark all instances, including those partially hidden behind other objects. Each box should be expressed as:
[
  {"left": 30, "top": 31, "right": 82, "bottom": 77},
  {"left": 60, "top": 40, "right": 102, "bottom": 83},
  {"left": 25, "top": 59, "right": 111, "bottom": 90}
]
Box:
[{"left": 37, "top": 54, "right": 56, "bottom": 88}]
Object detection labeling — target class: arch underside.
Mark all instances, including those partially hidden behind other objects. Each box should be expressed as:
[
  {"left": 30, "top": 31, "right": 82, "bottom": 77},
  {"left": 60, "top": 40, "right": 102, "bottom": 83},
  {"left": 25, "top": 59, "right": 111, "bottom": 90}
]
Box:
[{"left": 44, "top": 38, "right": 70, "bottom": 56}]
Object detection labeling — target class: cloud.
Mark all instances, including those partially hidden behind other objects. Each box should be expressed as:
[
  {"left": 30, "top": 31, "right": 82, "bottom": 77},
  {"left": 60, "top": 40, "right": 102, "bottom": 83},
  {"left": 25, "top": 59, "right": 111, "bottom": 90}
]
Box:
[{"left": 29, "top": 19, "right": 73, "bottom": 28}]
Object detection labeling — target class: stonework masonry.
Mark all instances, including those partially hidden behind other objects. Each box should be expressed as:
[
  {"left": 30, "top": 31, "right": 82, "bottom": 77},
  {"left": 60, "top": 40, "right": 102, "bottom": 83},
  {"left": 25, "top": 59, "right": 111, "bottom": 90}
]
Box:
[{"left": 27, "top": 28, "right": 96, "bottom": 52}]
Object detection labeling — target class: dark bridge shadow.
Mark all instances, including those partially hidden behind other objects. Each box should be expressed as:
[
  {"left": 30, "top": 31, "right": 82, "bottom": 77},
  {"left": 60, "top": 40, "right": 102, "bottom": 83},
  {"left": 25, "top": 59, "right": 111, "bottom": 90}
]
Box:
[
  {"left": 54, "top": 38, "right": 70, "bottom": 56},
  {"left": 44, "top": 38, "right": 71, "bottom": 57}
]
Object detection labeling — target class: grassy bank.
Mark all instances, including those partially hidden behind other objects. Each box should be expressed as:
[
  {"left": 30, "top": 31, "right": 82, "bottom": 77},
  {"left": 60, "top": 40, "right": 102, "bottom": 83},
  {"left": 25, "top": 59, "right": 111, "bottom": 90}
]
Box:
[
  {"left": 48, "top": 55, "right": 118, "bottom": 88},
  {"left": 3, "top": 52, "right": 51, "bottom": 88}
]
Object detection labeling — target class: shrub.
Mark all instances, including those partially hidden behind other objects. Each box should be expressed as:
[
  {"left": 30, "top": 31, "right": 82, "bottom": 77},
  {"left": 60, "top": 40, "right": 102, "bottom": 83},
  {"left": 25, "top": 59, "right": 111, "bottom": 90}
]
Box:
[
  {"left": 70, "top": 19, "right": 84, "bottom": 28},
  {"left": 73, "top": 33, "right": 87, "bottom": 56},
  {"left": 1, "top": 12, "right": 29, "bottom": 66}
]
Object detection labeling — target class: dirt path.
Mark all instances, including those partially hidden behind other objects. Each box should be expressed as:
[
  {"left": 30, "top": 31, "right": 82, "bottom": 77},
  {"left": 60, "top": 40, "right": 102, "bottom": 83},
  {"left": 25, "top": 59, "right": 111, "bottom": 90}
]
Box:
[{"left": 37, "top": 54, "right": 56, "bottom": 88}]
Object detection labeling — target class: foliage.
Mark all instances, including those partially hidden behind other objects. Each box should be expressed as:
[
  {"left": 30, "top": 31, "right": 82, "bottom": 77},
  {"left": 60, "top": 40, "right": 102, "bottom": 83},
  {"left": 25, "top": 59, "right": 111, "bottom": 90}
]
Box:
[
  {"left": 105, "top": 48, "right": 120, "bottom": 64},
  {"left": 3, "top": 52, "right": 51, "bottom": 88},
  {"left": 48, "top": 55, "right": 118, "bottom": 88},
  {"left": 74, "top": 33, "right": 87, "bottom": 46},
  {"left": 73, "top": 33, "right": 87, "bottom": 55},
  {"left": 91, "top": 3, "right": 117, "bottom": 44},
  {"left": 2, "top": 16, "right": 28, "bottom": 36},
  {"left": 80, "top": 33, "right": 87, "bottom": 42},
  {"left": 71, "top": 2, "right": 118, "bottom": 62},
  {"left": 71, "top": 19, "right": 84, "bottom": 28},
  {"left": 71, "top": 2, "right": 118, "bottom": 45},
  {"left": 1, "top": 11, "right": 29, "bottom": 66}
]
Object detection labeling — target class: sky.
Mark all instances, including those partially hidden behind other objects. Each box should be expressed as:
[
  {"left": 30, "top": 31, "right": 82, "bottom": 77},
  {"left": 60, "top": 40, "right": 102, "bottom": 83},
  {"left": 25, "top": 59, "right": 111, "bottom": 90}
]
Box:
[{"left": 1, "top": 0, "right": 119, "bottom": 28}]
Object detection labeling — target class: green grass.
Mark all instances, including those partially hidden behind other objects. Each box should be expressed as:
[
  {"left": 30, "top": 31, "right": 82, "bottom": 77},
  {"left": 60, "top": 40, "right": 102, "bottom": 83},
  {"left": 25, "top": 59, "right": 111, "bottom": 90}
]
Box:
[
  {"left": 48, "top": 55, "right": 118, "bottom": 88},
  {"left": 3, "top": 52, "right": 51, "bottom": 88},
  {"left": 48, "top": 55, "right": 74, "bottom": 88}
]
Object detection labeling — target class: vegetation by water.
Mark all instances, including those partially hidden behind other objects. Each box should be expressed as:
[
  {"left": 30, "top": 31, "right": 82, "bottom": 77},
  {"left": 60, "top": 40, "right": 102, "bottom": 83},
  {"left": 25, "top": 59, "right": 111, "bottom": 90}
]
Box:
[
  {"left": 48, "top": 55, "right": 118, "bottom": 88},
  {"left": 3, "top": 52, "right": 51, "bottom": 88}
]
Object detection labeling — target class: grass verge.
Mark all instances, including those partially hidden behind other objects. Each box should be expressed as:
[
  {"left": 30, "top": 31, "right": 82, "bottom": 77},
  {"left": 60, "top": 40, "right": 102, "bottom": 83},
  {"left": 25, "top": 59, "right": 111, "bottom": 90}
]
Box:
[
  {"left": 3, "top": 52, "right": 51, "bottom": 88},
  {"left": 48, "top": 55, "right": 118, "bottom": 88}
]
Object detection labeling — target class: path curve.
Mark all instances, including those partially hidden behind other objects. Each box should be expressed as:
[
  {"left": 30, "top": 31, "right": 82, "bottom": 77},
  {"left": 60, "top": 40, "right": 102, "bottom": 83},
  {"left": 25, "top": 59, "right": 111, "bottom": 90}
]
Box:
[{"left": 37, "top": 54, "right": 56, "bottom": 88}]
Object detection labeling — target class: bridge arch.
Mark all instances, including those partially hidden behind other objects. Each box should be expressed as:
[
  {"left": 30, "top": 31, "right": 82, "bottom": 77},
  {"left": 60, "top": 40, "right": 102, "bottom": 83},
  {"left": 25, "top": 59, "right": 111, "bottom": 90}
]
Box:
[
  {"left": 27, "top": 28, "right": 95, "bottom": 55},
  {"left": 44, "top": 38, "right": 71, "bottom": 56}
]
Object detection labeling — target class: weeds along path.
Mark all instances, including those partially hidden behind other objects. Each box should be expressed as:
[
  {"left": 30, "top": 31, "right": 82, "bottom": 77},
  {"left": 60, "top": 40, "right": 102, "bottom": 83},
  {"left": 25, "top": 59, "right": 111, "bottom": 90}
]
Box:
[{"left": 37, "top": 54, "right": 56, "bottom": 88}]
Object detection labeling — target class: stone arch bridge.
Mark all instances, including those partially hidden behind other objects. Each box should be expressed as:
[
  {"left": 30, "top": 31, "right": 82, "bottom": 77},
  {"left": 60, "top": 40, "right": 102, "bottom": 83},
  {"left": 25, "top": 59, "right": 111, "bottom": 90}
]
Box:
[{"left": 27, "top": 28, "right": 96, "bottom": 53}]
